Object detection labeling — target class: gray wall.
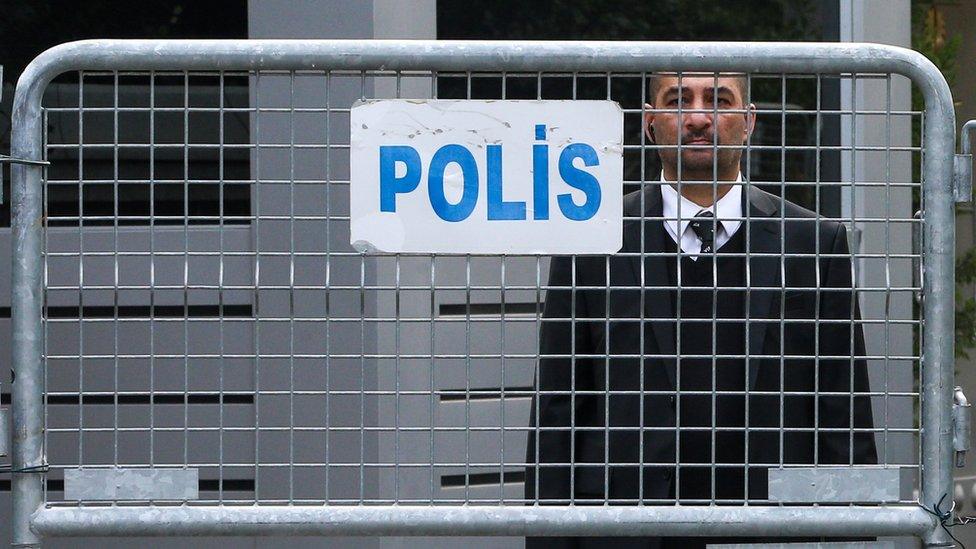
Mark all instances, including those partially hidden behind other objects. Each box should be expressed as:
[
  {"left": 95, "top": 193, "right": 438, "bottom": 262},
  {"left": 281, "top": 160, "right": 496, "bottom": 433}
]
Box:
[
  {"left": 840, "top": 0, "right": 916, "bottom": 469},
  {"left": 249, "top": 2, "right": 525, "bottom": 548},
  {"left": 840, "top": 2, "right": 919, "bottom": 547}
]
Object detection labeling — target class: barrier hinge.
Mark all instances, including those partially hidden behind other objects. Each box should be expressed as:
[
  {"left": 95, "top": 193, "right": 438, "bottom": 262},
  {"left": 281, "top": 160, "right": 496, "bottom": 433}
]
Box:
[{"left": 954, "top": 386, "right": 971, "bottom": 467}]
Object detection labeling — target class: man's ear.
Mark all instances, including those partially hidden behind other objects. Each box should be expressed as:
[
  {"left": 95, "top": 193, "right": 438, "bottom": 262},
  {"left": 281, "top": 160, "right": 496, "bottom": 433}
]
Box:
[
  {"left": 643, "top": 102, "right": 655, "bottom": 143},
  {"left": 744, "top": 102, "right": 757, "bottom": 139}
]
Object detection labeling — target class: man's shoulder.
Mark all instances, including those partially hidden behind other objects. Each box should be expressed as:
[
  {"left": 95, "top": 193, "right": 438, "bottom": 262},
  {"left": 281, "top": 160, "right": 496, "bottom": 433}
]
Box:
[
  {"left": 749, "top": 186, "right": 814, "bottom": 218},
  {"left": 623, "top": 184, "right": 657, "bottom": 217},
  {"left": 749, "top": 186, "right": 846, "bottom": 241},
  {"left": 622, "top": 186, "right": 654, "bottom": 217}
]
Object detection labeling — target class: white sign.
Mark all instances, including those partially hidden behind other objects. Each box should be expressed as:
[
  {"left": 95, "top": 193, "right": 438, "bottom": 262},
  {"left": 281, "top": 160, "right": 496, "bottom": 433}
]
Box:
[{"left": 350, "top": 100, "right": 623, "bottom": 254}]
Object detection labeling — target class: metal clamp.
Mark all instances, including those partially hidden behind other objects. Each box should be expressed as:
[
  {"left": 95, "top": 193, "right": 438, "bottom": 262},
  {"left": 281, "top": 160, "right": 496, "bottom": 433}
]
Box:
[
  {"left": 0, "top": 382, "right": 7, "bottom": 459},
  {"left": 0, "top": 154, "right": 49, "bottom": 207},
  {"left": 956, "top": 153, "right": 972, "bottom": 202},
  {"left": 960, "top": 120, "right": 976, "bottom": 203},
  {"left": 912, "top": 209, "right": 922, "bottom": 304},
  {"left": 954, "top": 386, "right": 971, "bottom": 467}
]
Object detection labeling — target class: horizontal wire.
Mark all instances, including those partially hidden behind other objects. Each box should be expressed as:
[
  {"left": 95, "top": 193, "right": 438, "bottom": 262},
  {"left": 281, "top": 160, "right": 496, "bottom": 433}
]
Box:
[
  {"left": 40, "top": 389, "right": 919, "bottom": 397},
  {"left": 43, "top": 352, "right": 922, "bottom": 360}
]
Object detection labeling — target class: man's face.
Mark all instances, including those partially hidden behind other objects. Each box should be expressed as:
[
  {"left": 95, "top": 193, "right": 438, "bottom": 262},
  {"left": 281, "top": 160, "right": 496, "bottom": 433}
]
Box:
[{"left": 644, "top": 75, "right": 755, "bottom": 179}]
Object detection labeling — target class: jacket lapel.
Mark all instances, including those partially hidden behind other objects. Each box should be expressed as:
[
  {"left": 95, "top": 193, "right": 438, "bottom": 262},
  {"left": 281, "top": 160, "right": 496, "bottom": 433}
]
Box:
[
  {"left": 623, "top": 186, "right": 676, "bottom": 390},
  {"left": 621, "top": 184, "right": 781, "bottom": 392},
  {"left": 743, "top": 186, "right": 780, "bottom": 391}
]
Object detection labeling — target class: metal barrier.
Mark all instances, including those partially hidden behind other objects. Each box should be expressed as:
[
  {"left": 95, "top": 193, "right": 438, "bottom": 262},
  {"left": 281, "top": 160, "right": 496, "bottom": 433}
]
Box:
[{"left": 8, "top": 40, "right": 959, "bottom": 547}]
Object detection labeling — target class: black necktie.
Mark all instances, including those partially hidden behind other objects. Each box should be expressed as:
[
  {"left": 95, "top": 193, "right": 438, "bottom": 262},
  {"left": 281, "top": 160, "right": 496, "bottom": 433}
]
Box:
[{"left": 689, "top": 210, "right": 717, "bottom": 253}]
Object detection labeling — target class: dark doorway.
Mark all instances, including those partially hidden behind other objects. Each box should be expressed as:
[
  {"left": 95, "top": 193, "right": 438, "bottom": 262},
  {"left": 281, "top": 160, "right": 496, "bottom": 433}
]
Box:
[{"left": 437, "top": 0, "right": 842, "bottom": 215}]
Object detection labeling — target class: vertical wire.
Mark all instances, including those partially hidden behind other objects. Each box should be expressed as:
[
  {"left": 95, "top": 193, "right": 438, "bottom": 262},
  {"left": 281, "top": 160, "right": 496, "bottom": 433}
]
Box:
[
  {"left": 742, "top": 72, "right": 753, "bottom": 503},
  {"left": 428, "top": 253, "right": 435, "bottom": 504},
  {"left": 217, "top": 70, "right": 226, "bottom": 503},
  {"left": 358, "top": 69, "right": 367, "bottom": 504},
  {"left": 323, "top": 69, "right": 332, "bottom": 504},
  {"left": 288, "top": 71, "right": 297, "bottom": 503},
  {"left": 917, "top": 106, "right": 925, "bottom": 482},
  {"left": 77, "top": 72, "right": 86, "bottom": 473},
  {"left": 637, "top": 71, "right": 647, "bottom": 504},
  {"left": 533, "top": 69, "right": 543, "bottom": 504},
  {"left": 427, "top": 247, "right": 435, "bottom": 503},
  {"left": 112, "top": 71, "right": 120, "bottom": 470},
  {"left": 602, "top": 71, "right": 612, "bottom": 505},
  {"left": 813, "top": 73, "right": 823, "bottom": 469},
  {"left": 393, "top": 70, "right": 402, "bottom": 504},
  {"left": 674, "top": 70, "right": 683, "bottom": 502},
  {"left": 499, "top": 70, "right": 508, "bottom": 504},
  {"left": 463, "top": 70, "right": 472, "bottom": 503},
  {"left": 849, "top": 72, "right": 858, "bottom": 466},
  {"left": 428, "top": 70, "right": 437, "bottom": 504},
  {"left": 778, "top": 73, "right": 787, "bottom": 473},
  {"left": 569, "top": 70, "right": 578, "bottom": 504},
  {"left": 883, "top": 74, "right": 893, "bottom": 467},
  {"left": 500, "top": 252, "right": 507, "bottom": 503},
  {"left": 148, "top": 70, "right": 157, "bottom": 474},
  {"left": 183, "top": 71, "right": 191, "bottom": 476},
  {"left": 253, "top": 69, "right": 263, "bottom": 503},
  {"left": 710, "top": 71, "right": 719, "bottom": 503},
  {"left": 41, "top": 100, "right": 50, "bottom": 503},
  {"left": 394, "top": 247, "right": 401, "bottom": 503},
  {"left": 464, "top": 246, "right": 472, "bottom": 501}
]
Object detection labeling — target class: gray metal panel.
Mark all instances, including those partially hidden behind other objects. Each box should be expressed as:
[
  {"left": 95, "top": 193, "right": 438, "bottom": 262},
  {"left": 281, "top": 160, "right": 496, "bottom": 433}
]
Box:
[
  {"left": 0, "top": 405, "right": 8, "bottom": 457},
  {"left": 63, "top": 468, "right": 198, "bottom": 501},
  {"left": 768, "top": 467, "right": 901, "bottom": 503}
]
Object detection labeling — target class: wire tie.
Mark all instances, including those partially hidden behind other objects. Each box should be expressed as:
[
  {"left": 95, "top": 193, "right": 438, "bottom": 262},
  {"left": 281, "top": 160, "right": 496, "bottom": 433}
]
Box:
[
  {"left": 0, "top": 154, "right": 50, "bottom": 166},
  {"left": 0, "top": 463, "right": 50, "bottom": 474},
  {"left": 921, "top": 493, "right": 968, "bottom": 549}
]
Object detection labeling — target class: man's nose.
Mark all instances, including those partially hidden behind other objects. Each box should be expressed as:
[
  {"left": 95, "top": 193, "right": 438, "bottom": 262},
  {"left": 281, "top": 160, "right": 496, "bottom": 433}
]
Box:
[{"left": 682, "top": 101, "right": 713, "bottom": 132}]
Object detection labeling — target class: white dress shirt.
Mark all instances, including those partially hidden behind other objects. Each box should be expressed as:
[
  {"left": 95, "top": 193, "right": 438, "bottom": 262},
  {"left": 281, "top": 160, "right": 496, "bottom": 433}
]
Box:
[{"left": 660, "top": 173, "right": 743, "bottom": 260}]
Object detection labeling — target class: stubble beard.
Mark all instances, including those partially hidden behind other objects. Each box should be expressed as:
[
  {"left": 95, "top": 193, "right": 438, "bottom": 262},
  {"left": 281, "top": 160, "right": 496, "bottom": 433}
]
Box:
[{"left": 659, "top": 148, "right": 742, "bottom": 181}]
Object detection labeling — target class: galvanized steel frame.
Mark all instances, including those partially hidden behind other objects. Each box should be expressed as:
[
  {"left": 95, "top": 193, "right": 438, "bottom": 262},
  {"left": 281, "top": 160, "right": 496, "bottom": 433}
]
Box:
[{"left": 9, "top": 40, "right": 954, "bottom": 547}]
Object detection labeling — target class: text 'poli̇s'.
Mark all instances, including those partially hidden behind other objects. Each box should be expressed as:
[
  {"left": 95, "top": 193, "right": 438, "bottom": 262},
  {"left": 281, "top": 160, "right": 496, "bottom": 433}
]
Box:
[{"left": 378, "top": 124, "right": 602, "bottom": 222}]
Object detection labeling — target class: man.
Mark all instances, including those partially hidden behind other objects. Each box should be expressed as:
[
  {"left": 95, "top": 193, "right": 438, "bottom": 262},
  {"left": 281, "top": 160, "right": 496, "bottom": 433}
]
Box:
[{"left": 525, "top": 73, "right": 877, "bottom": 548}]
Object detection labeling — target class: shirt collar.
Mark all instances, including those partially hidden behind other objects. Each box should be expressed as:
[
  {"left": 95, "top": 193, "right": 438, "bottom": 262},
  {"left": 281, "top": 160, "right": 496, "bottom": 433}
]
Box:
[{"left": 659, "top": 172, "right": 743, "bottom": 240}]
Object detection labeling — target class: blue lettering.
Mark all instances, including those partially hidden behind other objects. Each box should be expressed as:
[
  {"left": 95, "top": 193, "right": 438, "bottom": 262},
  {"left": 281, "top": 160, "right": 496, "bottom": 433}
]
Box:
[
  {"left": 487, "top": 145, "right": 526, "bottom": 220},
  {"left": 428, "top": 144, "right": 479, "bottom": 222},
  {"left": 379, "top": 146, "right": 421, "bottom": 212},
  {"left": 557, "top": 143, "right": 601, "bottom": 221},
  {"left": 533, "top": 143, "right": 549, "bottom": 220}
]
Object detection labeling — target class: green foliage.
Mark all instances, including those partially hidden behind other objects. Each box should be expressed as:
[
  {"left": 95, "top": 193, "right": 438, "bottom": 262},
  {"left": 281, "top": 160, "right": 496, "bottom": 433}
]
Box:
[
  {"left": 910, "top": 1, "right": 962, "bottom": 185},
  {"left": 958, "top": 249, "right": 976, "bottom": 358},
  {"left": 912, "top": 2, "right": 962, "bottom": 87},
  {"left": 910, "top": 1, "right": 972, "bottom": 358}
]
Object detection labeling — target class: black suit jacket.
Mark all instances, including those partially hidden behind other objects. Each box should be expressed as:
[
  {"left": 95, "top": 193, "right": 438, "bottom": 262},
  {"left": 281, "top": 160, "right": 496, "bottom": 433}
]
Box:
[{"left": 525, "top": 183, "right": 877, "bottom": 512}]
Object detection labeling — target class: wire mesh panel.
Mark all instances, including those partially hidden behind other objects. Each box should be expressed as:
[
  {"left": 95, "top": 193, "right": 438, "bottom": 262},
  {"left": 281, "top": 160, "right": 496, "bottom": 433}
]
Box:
[{"left": 10, "top": 41, "right": 956, "bottom": 544}]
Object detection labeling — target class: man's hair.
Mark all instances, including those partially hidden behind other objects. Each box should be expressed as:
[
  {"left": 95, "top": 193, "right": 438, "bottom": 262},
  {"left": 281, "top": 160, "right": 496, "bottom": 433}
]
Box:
[{"left": 647, "top": 73, "right": 749, "bottom": 105}]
